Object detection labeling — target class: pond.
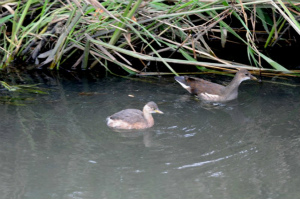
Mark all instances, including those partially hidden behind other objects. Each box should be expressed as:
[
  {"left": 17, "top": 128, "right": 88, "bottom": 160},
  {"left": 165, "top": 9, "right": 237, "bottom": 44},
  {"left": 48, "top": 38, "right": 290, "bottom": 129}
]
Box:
[{"left": 0, "top": 73, "right": 299, "bottom": 199}]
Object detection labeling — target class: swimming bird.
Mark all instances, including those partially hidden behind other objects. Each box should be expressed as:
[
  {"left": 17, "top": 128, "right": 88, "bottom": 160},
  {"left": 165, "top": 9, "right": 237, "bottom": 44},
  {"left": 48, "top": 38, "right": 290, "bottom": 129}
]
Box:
[
  {"left": 174, "top": 69, "right": 257, "bottom": 102},
  {"left": 106, "top": 101, "right": 163, "bottom": 129}
]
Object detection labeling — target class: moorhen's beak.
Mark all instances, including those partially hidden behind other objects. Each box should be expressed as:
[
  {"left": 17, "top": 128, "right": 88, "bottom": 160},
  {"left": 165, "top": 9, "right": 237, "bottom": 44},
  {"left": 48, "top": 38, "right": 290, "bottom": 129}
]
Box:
[{"left": 250, "top": 74, "right": 258, "bottom": 81}]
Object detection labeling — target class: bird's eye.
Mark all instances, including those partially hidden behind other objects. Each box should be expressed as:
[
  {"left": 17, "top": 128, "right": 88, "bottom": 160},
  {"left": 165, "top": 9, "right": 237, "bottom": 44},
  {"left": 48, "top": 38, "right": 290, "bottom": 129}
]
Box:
[{"left": 245, "top": 73, "right": 249, "bottom": 76}]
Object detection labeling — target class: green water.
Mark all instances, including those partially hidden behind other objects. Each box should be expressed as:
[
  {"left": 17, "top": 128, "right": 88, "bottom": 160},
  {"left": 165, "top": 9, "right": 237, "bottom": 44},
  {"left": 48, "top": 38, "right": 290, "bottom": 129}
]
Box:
[{"left": 0, "top": 75, "right": 299, "bottom": 199}]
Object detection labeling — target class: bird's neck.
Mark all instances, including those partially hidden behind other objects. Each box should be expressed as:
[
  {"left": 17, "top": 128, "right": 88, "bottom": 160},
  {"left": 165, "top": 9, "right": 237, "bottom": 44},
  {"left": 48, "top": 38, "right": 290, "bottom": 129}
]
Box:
[
  {"left": 223, "top": 75, "right": 243, "bottom": 99},
  {"left": 143, "top": 108, "right": 154, "bottom": 127}
]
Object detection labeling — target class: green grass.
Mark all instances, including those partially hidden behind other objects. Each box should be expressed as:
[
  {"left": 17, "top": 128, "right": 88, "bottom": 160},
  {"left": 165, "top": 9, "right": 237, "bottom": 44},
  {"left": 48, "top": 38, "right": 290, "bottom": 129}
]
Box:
[{"left": 0, "top": 0, "right": 300, "bottom": 76}]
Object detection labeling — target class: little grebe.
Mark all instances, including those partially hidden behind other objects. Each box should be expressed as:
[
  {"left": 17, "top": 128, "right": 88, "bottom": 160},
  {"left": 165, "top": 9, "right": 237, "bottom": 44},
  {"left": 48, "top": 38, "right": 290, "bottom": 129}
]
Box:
[{"left": 107, "top": 101, "right": 163, "bottom": 129}]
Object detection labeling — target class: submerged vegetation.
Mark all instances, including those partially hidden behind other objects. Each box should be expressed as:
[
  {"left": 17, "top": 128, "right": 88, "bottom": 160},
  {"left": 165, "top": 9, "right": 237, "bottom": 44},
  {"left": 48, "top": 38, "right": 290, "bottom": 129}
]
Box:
[{"left": 0, "top": 0, "right": 300, "bottom": 76}]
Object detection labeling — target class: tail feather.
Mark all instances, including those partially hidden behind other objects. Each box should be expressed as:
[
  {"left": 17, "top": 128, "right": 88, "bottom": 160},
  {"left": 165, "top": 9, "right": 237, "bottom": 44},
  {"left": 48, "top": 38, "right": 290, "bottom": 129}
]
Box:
[
  {"left": 174, "top": 76, "right": 186, "bottom": 84},
  {"left": 174, "top": 76, "right": 191, "bottom": 93}
]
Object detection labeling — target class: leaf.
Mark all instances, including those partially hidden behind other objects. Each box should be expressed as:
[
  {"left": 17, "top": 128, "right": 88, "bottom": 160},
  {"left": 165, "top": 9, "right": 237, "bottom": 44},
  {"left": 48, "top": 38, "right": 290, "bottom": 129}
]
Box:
[
  {"left": 259, "top": 53, "right": 289, "bottom": 72},
  {"left": 256, "top": 8, "right": 272, "bottom": 33},
  {"left": 0, "top": 14, "right": 13, "bottom": 24},
  {"left": 178, "top": 49, "right": 208, "bottom": 71}
]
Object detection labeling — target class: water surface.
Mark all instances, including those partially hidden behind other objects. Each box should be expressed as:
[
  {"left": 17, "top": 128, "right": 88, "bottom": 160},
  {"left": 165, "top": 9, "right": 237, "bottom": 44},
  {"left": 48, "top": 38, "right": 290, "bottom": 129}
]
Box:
[{"left": 0, "top": 74, "right": 299, "bottom": 199}]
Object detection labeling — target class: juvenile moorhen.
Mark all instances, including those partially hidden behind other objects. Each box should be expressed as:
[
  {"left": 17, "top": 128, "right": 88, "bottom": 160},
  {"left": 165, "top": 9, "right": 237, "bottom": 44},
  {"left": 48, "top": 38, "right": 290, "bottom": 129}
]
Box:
[{"left": 174, "top": 69, "right": 257, "bottom": 102}]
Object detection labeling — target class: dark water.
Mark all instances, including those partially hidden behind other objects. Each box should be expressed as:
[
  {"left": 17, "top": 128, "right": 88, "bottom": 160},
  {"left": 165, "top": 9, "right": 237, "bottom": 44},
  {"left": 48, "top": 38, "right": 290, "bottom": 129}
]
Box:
[{"left": 0, "top": 74, "right": 299, "bottom": 199}]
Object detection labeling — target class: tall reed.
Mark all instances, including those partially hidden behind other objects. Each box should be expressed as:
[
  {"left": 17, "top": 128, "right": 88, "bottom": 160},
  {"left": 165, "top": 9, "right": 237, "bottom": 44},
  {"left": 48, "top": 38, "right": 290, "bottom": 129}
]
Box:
[{"left": 0, "top": 0, "right": 299, "bottom": 76}]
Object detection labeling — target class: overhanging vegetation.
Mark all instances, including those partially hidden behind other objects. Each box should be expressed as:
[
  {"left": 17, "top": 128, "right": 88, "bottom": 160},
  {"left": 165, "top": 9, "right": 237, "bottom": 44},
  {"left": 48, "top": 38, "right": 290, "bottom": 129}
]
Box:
[{"left": 0, "top": 0, "right": 300, "bottom": 76}]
